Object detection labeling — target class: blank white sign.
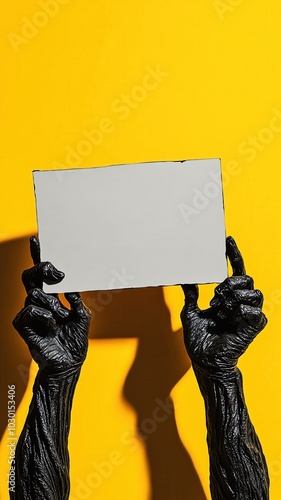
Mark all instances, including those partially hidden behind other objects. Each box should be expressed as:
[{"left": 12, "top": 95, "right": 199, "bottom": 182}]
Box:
[{"left": 33, "top": 159, "right": 227, "bottom": 293}]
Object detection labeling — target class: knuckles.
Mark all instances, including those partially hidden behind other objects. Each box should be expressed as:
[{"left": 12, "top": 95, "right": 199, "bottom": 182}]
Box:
[
  {"left": 219, "top": 275, "right": 254, "bottom": 292},
  {"left": 25, "top": 287, "right": 42, "bottom": 305},
  {"left": 12, "top": 305, "right": 34, "bottom": 332},
  {"left": 215, "top": 277, "right": 263, "bottom": 309},
  {"left": 22, "top": 261, "right": 53, "bottom": 284},
  {"left": 231, "top": 288, "right": 263, "bottom": 306}
]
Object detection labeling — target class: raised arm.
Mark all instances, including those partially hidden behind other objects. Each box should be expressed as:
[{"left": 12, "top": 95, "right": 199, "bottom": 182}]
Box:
[
  {"left": 10, "top": 237, "right": 91, "bottom": 500},
  {"left": 181, "top": 236, "right": 269, "bottom": 500}
]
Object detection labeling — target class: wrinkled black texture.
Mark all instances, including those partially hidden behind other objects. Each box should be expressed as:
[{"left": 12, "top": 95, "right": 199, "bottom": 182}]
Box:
[
  {"left": 193, "top": 365, "right": 269, "bottom": 500},
  {"left": 10, "top": 367, "right": 81, "bottom": 500},
  {"left": 181, "top": 236, "right": 269, "bottom": 499},
  {"left": 10, "top": 237, "right": 91, "bottom": 499}
]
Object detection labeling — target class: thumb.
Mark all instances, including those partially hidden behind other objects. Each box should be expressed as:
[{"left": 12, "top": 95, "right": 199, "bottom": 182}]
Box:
[{"left": 181, "top": 284, "right": 200, "bottom": 312}]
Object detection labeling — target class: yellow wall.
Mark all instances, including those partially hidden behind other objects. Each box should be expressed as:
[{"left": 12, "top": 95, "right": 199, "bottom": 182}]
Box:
[{"left": 1, "top": 1, "right": 281, "bottom": 498}]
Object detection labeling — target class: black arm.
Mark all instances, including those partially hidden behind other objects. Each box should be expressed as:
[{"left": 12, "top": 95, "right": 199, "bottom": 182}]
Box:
[
  {"left": 10, "top": 237, "right": 91, "bottom": 499},
  {"left": 11, "top": 367, "right": 81, "bottom": 499},
  {"left": 181, "top": 236, "right": 269, "bottom": 499},
  {"left": 193, "top": 364, "right": 268, "bottom": 499}
]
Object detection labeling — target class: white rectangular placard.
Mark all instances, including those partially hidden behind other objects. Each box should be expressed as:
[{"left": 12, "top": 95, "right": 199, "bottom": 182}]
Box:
[{"left": 33, "top": 159, "right": 227, "bottom": 293}]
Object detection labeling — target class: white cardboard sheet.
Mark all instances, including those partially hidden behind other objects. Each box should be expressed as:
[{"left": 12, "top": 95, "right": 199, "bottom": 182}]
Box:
[{"left": 33, "top": 159, "right": 227, "bottom": 293}]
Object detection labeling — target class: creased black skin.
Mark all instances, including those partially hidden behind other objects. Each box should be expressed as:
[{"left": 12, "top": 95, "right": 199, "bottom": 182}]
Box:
[
  {"left": 10, "top": 237, "right": 91, "bottom": 500},
  {"left": 181, "top": 236, "right": 269, "bottom": 500}
]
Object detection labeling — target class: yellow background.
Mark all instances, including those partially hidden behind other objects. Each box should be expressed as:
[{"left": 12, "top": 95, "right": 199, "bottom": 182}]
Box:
[{"left": 1, "top": 0, "right": 281, "bottom": 498}]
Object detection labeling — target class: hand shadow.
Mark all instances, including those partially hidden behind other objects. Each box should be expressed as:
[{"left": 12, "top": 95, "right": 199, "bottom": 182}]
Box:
[{"left": 84, "top": 286, "right": 207, "bottom": 500}]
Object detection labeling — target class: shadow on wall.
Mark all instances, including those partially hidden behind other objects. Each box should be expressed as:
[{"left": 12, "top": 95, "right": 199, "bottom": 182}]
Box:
[
  {"left": 85, "top": 287, "right": 207, "bottom": 500},
  {"left": 0, "top": 236, "right": 207, "bottom": 499},
  {"left": 0, "top": 236, "right": 32, "bottom": 439}
]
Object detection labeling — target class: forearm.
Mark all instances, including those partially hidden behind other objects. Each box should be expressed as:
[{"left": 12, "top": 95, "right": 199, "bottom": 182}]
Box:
[
  {"left": 10, "top": 366, "right": 81, "bottom": 500},
  {"left": 193, "top": 364, "right": 269, "bottom": 500}
]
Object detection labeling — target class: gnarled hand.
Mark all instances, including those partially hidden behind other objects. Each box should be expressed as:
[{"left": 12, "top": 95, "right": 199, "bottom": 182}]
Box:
[
  {"left": 11, "top": 237, "right": 92, "bottom": 500},
  {"left": 13, "top": 236, "right": 91, "bottom": 373},
  {"left": 181, "top": 236, "right": 267, "bottom": 373}
]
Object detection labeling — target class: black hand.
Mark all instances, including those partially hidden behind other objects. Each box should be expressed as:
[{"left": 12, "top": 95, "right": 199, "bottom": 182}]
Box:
[{"left": 181, "top": 236, "right": 267, "bottom": 372}]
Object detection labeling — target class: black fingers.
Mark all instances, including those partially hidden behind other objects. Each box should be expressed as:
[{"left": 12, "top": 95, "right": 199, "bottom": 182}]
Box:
[
  {"left": 25, "top": 288, "right": 70, "bottom": 320},
  {"left": 22, "top": 262, "right": 65, "bottom": 293},
  {"left": 30, "top": 236, "right": 41, "bottom": 265},
  {"left": 211, "top": 288, "right": 263, "bottom": 312},
  {"left": 13, "top": 305, "right": 57, "bottom": 338},
  {"left": 226, "top": 236, "right": 246, "bottom": 276},
  {"left": 65, "top": 293, "right": 92, "bottom": 322},
  {"left": 210, "top": 275, "right": 254, "bottom": 307},
  {"left": 233, "top": 289, "right": 263, "bottom": 308},
  {"left": 181, "top": 284, "right": 200, "bottom": 312},
  {"left": 210, "top": 275, "right": 266, "bottom": 330}
]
